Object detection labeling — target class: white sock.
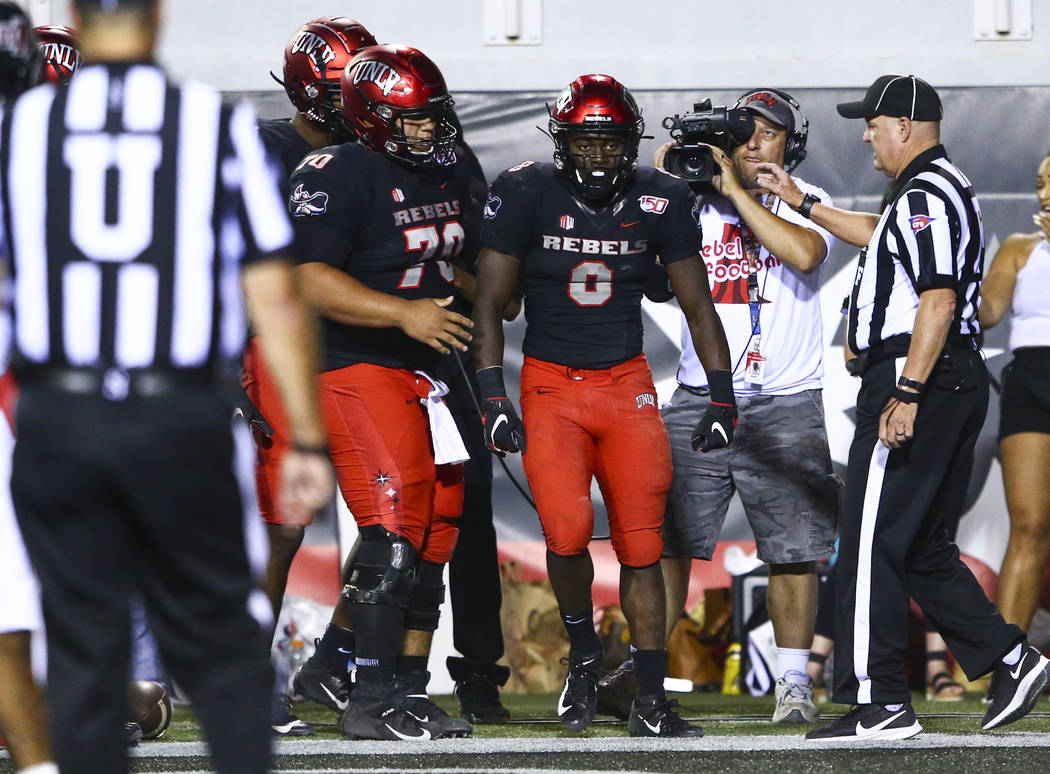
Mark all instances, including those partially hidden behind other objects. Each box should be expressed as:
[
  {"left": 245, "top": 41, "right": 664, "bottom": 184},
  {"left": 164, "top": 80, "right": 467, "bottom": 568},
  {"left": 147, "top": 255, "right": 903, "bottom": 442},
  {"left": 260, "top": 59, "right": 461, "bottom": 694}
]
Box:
[
  {"left": 777, "top": 647, "right": 810, "bottom": 680},
  {"left": 884, "top": 703, "right": 903, "bottom": 712},
  {"left": 1002, "top": 643, "right": 1023, "bottom": 666},
  {"left": 19, "top": 764, "right": 60, "bottom": 774}
]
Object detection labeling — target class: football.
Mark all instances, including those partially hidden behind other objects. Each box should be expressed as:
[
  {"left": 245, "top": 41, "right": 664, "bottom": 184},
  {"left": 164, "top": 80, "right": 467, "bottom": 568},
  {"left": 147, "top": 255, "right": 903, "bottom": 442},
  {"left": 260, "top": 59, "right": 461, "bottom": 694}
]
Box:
[{"left": 127, "top": 680, "right": 172, "bottom": 740}]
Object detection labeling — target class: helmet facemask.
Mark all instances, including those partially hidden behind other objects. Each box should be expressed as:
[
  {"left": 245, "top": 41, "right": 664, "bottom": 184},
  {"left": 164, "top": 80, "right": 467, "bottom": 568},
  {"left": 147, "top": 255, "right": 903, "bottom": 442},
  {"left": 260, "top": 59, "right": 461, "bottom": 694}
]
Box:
[
  {"left": 355, "top": 95, "right": 459, "bottom": 169},
  {"left": 553, "top": 125, "right": 635, "bottom": 203}
]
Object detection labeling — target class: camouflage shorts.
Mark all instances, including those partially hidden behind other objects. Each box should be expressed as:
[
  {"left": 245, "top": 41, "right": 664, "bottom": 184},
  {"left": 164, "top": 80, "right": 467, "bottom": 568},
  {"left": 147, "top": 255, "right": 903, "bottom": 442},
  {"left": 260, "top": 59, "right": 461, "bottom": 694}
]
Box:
[{"left": 661, "top": 387, "right": 839, "bottom": 565}]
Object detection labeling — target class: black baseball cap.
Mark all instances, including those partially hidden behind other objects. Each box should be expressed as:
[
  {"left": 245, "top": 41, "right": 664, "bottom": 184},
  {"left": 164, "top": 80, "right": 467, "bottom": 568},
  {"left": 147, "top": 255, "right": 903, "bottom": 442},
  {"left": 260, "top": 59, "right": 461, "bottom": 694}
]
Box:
[
  {"left": 736, "top": 89, "right": 795, "bottom": 132},
  {"left": 836, "top": 75, "right": 943, "bottom": 121}
]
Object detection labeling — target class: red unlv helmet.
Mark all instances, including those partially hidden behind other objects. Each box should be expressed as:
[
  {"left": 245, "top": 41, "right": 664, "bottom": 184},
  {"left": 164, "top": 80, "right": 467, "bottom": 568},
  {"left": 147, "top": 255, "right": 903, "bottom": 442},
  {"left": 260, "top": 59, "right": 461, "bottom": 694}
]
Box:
[
  {"left": 35, "top": 25, "right": 78, "bottom": 86},
  {"left": 549, "top": 74, "right": 644, "bottom": 202},
  {"left": 275, "top": 17, "right": 376, "bottom": 133},
  {"left": 341, "top": 44, "right": 458, "bottom": 168}
]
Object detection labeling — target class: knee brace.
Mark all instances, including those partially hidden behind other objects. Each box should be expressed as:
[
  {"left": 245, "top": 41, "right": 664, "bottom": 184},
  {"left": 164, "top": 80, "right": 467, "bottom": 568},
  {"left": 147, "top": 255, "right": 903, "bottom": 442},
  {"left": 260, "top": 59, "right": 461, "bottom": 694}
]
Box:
[
  {"left": 341, "top": 525, "right": 417, "bottom": 608},
  {"left": 404, "top": 559, "right": 445, "bottom": 632}
]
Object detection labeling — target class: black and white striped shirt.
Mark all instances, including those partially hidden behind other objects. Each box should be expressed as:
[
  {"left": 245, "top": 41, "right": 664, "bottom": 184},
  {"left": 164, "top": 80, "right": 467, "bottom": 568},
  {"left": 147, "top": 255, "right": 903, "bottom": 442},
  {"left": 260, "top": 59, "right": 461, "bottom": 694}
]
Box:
[
  {"left": 847, "top": 145, "right": 983, "bottom": 353},
  {"left": 0, "top": 62, "right": 292, "bottom": 374}
]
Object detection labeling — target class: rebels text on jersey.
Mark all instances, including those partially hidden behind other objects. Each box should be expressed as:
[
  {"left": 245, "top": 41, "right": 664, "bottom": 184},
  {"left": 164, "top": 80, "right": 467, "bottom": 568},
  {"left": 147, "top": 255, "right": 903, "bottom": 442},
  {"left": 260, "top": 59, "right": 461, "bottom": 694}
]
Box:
[
  {"left": 258, "top": 118, "right": 313, "bottom": 201},
  {"left": 289, "top": 142, "right": 478, "bottom": 372},
  {"left": 481, "top": 162, "right": 702, "bottom": 369}
]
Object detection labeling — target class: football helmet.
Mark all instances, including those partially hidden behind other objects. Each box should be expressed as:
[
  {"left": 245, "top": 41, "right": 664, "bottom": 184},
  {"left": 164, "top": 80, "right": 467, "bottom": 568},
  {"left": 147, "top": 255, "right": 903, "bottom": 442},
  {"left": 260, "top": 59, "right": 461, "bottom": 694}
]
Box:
[
  {"left": 275, "top": 17, "right": 376, "bottom": 133},
  {"left": 35, "top": 25, "right": 78, "bottom": 86},
  {"left": 341, "top": 44, "right": 457, "bottom": 168},
  {"left": 0, "top": 3, "right": 39, "bottom": 98},
  {"left": 549, "top": 74, "right": 644, "bottom": 203}
]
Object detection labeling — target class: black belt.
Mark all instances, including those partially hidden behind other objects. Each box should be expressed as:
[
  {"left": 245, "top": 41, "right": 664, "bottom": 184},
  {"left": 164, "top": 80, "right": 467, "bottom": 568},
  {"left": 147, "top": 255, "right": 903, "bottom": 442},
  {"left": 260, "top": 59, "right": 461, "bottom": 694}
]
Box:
[
  {"left": 849, "top": 333, "right": 980, "bottom": 377},
  {"left": 16, "top": 366, "right": 220, "bottom": 401}
]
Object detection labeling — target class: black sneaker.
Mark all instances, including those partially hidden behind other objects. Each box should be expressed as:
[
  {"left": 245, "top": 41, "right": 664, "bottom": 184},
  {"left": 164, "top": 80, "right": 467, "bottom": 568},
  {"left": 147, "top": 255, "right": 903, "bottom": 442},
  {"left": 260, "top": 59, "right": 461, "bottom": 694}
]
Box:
[
  {"left": 805, "top": 704, "right": 921, "bottom": 742},
  {"left": 339, "top": 680, "right": 431, "bottom": 741},
  {"left": 596, "top": 661, "right": 636, "bottom": 721},
  {"left": 455, "top": 676, "right": 510, "bottom": 723},
  {"left": 557, "top": 650, "right": 602, "bottom": 731},
  {"left": 125, "top": 721, "right": 144, "bottom": 747},
  {"left": 397, "top": 670, "right": 473, "bottom": 738},
  {"left": 270, "top": 692, "right": 316, "bottom": 737},
  {"left": 627, "top": 694, "right": 704, "bottom": 738},
  {"left": 982, "top": 644, "right": 1050, "bottom": 730},
  {"left": 292, "top": 653, "right": 351, "bottom": 714}
]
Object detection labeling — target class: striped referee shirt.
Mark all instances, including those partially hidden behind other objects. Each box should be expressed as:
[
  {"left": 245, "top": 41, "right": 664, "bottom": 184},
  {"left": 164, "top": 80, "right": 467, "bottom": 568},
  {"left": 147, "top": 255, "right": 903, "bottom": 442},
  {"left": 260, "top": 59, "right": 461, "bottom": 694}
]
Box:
[
  {"left": 0, "top": 62, "right": 292, "bottom": 374},
  {"left": 847, "top": 145, "right": 983, "bottom": 353}
]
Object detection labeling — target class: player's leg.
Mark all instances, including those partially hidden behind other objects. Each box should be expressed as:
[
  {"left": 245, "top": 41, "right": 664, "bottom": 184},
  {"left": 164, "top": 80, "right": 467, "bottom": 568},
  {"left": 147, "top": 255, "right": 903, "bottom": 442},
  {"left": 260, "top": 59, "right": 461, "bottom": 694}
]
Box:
[
  {"left": 593, "top": 356, "right": 702, "bottom": 738},
  {"left": 520, "top": 358, "right": 602, "bottom": 731},
  {"left": 733, "top": 390, "right": 837, "bottom": 723}
]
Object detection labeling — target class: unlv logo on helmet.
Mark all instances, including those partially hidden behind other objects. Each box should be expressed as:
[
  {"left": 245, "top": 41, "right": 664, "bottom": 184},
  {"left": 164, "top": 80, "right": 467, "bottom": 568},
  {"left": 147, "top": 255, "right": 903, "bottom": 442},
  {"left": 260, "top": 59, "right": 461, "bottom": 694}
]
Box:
[
  {"left": 351, "top": 60, "right": 404, "bottom": 97},
  {"left": 289, "top": 31, "right": 335, "bottom": 68}
]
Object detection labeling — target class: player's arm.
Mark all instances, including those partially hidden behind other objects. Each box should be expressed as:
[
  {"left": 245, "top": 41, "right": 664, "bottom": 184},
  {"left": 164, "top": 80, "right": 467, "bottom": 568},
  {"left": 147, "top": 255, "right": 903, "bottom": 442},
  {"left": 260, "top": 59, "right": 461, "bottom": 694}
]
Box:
[
  {"left": 473, "top": 245, "right": 525, "bottom": 453},
  {"left": 754, "top": 162, "right": 879, "bottom": 247},
  {"left": 297, "top": 262, "right": 472, "bottom": 354},
  {"left": 453, "top": 266, "right": 521, "bottom": 321},
  {"left": 980, "top": 233, "right": 1036, "bottom": 329}
]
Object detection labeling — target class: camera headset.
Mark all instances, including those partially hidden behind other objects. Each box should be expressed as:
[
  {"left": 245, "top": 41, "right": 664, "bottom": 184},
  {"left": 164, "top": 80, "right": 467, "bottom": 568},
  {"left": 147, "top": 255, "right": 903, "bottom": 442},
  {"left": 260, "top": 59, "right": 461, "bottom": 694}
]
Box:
[{"left": 733, "top": 88, "right": 809, "bottom": 173}]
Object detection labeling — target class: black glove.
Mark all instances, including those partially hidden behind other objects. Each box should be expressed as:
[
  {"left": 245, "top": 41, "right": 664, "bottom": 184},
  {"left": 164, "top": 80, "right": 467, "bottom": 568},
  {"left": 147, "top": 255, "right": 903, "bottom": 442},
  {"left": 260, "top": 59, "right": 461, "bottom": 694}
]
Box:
[
  {"left": 477, "top": 366, "right": 526, "bottom": 454},
  {"left": 691, "top": 401, "right": 737, "bottom": 451},
  {"left": 691, "top": 369, "right": 737, "bottom": 452}
]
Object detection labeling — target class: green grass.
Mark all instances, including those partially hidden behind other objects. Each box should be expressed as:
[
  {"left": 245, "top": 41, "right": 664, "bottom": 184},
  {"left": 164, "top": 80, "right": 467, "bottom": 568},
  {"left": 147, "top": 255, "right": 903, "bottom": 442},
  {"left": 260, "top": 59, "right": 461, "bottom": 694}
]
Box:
[{"left": 155, "top": 690, "right": 1050, "bottom": 742}]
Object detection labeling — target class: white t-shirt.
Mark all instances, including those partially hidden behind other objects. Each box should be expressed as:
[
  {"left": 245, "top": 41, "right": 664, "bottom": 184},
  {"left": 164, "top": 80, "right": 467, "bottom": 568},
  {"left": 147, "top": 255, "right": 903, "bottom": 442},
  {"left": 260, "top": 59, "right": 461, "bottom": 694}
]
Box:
[
  {"left": 1009, "top": 238, "right": 1050, "bottom": 352},
  {"left": 676, "top": 179, "right": 835, "bottom": 396}
]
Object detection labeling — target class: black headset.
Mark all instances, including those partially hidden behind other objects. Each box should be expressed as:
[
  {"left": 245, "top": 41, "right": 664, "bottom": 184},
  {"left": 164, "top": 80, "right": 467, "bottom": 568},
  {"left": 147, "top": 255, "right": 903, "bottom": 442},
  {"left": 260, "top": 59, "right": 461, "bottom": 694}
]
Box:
[{"left": 734, "top": 87, "right": 809, "bottom": 173}]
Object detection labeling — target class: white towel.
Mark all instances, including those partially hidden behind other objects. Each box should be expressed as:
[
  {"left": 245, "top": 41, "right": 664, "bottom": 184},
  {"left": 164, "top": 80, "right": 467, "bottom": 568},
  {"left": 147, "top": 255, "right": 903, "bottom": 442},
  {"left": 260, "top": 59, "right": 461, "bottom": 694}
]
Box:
[{"left": 415, "top": 371, "right": 470, "bottom": 465}]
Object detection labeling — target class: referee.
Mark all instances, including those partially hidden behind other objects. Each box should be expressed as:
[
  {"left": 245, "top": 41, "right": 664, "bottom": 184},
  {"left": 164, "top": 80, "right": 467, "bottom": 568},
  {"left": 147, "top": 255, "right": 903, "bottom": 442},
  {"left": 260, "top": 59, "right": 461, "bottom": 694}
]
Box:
[
  {"left": 3, "top": 2, "right": 332, "bottom": 773},
  {"left": 762, "top": 74, "right": 1050, "bottom": 741}
]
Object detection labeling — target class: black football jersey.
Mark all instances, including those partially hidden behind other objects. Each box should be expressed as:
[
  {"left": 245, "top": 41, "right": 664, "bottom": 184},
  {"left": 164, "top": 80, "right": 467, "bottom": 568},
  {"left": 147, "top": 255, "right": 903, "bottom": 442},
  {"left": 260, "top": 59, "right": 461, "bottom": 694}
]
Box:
[
  {"left": 289, "top": 142, "right": 480, "bottom": 372},
  {"left": 257, "top": 118, "right": 313, "bottom": 200},
  {"left": 481, "top": 162, "right": 701, "bottom": 369}
]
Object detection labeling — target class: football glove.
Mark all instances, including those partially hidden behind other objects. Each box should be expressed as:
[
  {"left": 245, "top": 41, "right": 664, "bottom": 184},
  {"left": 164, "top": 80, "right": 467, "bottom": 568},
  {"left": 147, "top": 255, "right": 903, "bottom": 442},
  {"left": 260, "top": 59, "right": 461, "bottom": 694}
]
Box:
[
  {"left": 691, "top": 401, "right": 737, "bottom": 452},
  {"left": 477, "top": 365, "right": 526, "bottom": 454}
]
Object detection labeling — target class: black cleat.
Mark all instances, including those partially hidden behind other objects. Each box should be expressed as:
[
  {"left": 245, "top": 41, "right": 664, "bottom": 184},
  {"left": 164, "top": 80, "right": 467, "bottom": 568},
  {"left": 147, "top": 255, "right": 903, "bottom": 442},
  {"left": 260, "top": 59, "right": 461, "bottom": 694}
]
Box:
[
  {"left": 270, "top": 692, "right": 315, "bottom": 737},
  {"left": 339, "top": 680, "right": 432, "bottom": 741},
  {"left": 292, "top": 655, "right": 351, "bottom": 714},
  {"left": 125, "top": 721, "right": 143, "bottom": 747},
  {"left": 627, "top": 694, "right": 704, "bottom": 738},
  {"left": 397, "top": 670, "right": 472, "bottom": 738},
  {"left": 596, "top": 661, "right": 636, "bottom": 721},
  {"left": 982, "top": 645, "right": 1050, "bottom": 730},
  {"left": 557, "top": 650, "right": 602, "bottom": 732},
  {"left": 806, "top": 703, "right": 921, "bottom": 741},
  {"left": 455, "top": 676, "right": 510, "bottom": 724}
]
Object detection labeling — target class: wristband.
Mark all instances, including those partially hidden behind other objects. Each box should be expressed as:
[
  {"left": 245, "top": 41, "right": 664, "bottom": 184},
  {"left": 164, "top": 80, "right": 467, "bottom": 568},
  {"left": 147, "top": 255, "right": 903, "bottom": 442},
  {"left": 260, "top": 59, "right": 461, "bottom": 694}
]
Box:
[
  {"left": 293, "top": 442, "right": 330, "bottom": 456},
  {"left": 797, "top": 193, "right": 819, "bottom": 219},
  {"left": 476, "top": 366, "right": 509, "bottom": 402},
  {"left": 707, "top": 369, "right": 735, "bottom": 406},
  {"left": 892, "top": 387, "right": 920, "bottom": 404},
  {"left": 897, "top": 376, "right": 924, "bottom": 391}
]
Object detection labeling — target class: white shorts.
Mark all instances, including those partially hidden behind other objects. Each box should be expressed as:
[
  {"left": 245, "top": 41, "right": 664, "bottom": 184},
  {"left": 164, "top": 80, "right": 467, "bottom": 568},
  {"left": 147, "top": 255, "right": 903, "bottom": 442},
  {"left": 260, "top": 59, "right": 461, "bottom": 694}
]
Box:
[{"left": 0, "top": 412, "right": 42, "bottom": 633}]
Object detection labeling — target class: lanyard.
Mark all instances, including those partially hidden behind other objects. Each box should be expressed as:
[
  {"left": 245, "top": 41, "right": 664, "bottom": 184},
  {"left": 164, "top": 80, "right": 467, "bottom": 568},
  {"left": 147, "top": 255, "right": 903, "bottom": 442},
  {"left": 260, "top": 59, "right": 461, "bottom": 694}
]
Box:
[{"left": 739, "top": 194, "right": 778, "bottom": 337}]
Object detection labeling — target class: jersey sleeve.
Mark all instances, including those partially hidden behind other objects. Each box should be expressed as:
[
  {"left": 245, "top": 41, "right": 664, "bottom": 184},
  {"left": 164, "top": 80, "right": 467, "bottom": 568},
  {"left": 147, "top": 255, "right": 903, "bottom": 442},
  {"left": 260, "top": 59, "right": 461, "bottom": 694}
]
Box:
[
  {"left": 895, "top": 188, "right": 955, "bottom": 291},
  {"left": 652, "top": 178, "right": 703, "bottom": 265},
  {"left": 287, "top": 150, "right": 358, "bottom": 269},
  {"left": 479, "top": 162, "right": 538, "bottom": 259},
  {"left": 227, "top": 101, "right": 293, "bottom": 263}
]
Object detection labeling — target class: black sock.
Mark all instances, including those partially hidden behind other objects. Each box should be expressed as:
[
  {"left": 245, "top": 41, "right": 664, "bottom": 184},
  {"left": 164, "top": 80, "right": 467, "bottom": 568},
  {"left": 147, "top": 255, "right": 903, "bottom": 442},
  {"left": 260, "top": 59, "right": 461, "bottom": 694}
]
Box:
[
  {"left": 632, "top": 649, "right": 667, "bottom": 699},
  {"left": 347, "top": 603, "right": 402, "bottom": 685},
  {"left": 315, "top": 624, "right": 356, "bottom": 672},
  {"left": 562, "top": 613, "right": 602, "bottom": 656},
  {"left": 397, "top": 654, "right": 429, "bottom": 677}
]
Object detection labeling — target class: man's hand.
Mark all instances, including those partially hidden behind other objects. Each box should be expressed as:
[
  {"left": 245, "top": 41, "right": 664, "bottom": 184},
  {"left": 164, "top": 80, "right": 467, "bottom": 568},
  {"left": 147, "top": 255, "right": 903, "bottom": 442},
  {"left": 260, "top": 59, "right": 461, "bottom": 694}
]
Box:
[
  {"left": 879, "top": 396, "right": 918, "bottom": 449},
  {"left": 279, "top": 448, "right": 335, "bottom": 526},
  {"left": 653, "top": 140, "right": 675, "bottom": 171},
  {"left": 702, "top": 143, "right": 744, "bottom": 197},
  {"left": 754, "top": 162, "right": 805, "bottom": 208},
  {"left": 691, "top": 401, "right": 738, "bottom": 452},
  {"left": 481, "top": 398, "right": 526, "bottom": 454},
  {"left": 398, "top": 296, "right": 473, "bottom": 354},
  {"left": 1034, "top": 211, "right": 1050, "bottom": 242}
]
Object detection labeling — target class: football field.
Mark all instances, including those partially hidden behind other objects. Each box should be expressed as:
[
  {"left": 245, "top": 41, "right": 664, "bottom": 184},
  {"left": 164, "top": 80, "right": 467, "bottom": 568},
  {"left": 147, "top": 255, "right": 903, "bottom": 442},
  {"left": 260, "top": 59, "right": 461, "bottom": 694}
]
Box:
[{"left": 5, "top": 692, "right": 1046, "bottom": 773}]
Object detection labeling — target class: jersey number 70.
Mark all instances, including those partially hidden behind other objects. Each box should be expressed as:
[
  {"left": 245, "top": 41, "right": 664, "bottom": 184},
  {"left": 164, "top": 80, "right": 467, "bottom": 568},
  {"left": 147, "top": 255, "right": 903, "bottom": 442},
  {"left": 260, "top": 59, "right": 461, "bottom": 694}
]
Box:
[{"left": 398, "top": 221, "right": 464, "bottom": 288}]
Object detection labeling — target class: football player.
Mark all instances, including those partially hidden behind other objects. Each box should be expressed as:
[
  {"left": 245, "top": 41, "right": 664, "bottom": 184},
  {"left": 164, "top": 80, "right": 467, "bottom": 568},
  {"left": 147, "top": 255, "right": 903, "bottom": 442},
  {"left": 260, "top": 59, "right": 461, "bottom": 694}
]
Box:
[
  {"left": 34, "top": 25, "right": 79, "bottom": 85},
  {"left": 472, "top": 74, "right": 735, "bottom": 737},
  {"left": 287, "top": 44, "right": 476, "bottom": 741}
]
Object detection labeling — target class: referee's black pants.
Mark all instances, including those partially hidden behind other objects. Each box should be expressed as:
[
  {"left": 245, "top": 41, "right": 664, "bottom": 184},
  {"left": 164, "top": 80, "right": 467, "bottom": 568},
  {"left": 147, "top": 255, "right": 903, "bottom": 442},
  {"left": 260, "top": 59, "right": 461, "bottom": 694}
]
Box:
[
  {"left": 13, "top": 388, "right": 273, "bottom": 774},
  {"left": 833, "top": 350, "right": 1023, "bottom": 705}
]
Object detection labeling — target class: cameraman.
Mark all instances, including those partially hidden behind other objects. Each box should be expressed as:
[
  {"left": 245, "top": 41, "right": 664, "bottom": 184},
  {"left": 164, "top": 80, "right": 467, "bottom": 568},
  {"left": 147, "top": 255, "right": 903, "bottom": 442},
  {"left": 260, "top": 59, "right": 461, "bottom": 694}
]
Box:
[{"left": 658, "top": 89, "right": 838, "bottom": 724}]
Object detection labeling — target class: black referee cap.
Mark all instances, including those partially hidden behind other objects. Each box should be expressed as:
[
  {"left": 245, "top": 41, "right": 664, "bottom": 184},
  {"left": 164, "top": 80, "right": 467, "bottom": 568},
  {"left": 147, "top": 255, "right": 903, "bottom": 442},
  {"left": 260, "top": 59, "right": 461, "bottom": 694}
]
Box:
[{"left": 837, "top": 75, "right": 943, "bottom": 121}]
